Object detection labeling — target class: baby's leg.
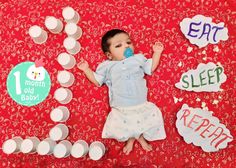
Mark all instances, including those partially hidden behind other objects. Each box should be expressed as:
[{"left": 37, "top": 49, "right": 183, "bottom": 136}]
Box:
[
  {"left": 123, "top": 138, "right": 135, "bottom": 155},
  {"left": 137, "top": 134, "right": 152, "bottom": 151}
]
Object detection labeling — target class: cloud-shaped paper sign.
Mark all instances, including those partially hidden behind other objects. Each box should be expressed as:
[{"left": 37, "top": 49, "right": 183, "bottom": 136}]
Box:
[
  {"left": 176, "top": 104, "right": 233, "bottom": 152},
  {"left": 175, "top": 62, "right": 227, "bottom": 92},
  {"left": 180, "top": 15, "right": 229, "bottom": 48}
]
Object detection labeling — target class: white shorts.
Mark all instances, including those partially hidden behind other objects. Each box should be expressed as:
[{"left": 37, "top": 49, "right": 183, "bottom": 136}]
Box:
[{"left": 102, "top": 102, "right": 166, "bottom": 142}]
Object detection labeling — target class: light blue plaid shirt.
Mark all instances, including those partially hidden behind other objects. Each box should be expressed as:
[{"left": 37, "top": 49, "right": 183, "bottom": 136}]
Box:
[{"left": 94, "top": 54, "right": 152, "bottom": 107}]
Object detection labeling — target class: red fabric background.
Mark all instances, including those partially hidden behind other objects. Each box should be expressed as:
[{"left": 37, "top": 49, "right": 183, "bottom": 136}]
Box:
[{"left": 0, "top": 0, "right": 235, "bottom": 167}]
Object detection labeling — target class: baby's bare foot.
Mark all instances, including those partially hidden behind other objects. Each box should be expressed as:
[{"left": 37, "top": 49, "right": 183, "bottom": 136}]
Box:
[
  {"left": 137, "top": 135, "right": 152, "bottom": 151},
  {"left": 123, "top": 138, "right": 135, "bottom": 155}
]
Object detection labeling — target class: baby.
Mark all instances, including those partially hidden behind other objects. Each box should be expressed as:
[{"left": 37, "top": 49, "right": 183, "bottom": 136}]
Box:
[{"left": 78, "top": 29, "right": 166, "bottom": 155}]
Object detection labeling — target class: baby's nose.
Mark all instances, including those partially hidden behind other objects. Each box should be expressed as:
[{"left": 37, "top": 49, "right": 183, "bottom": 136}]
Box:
[{"left": 125, "top": 44, "right": 130, "bottom": 48}]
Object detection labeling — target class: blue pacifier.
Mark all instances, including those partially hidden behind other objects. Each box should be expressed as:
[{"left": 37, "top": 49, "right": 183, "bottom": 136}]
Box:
[{"left": 124, "top": 48, "right": 134, "bottom": 58}]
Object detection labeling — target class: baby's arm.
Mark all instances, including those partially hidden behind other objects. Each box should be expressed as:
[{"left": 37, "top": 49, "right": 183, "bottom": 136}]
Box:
[
  {"left": 151, "top": 42, "right": 164, "bottom": 73},
  {"left": 77, "top": 58, "right": 100, "bottom": 86}
]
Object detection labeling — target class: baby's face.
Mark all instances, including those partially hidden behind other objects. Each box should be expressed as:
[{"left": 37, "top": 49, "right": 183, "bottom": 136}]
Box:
[{"left": 107, "top": 33, "right": 134, "bottom": 61}]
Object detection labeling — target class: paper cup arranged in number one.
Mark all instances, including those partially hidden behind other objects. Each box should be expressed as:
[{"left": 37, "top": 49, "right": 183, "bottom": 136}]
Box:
[
  {"left": 63, "top": 37, "right": 81, "bottom": 55},
  {"left": 29, "top": 25, "right": 48, "bottom": 44},
  {"left": 49, "top": 124, "right": 69, "bottom": 141},
  {"left": 54, "top": 87, "right": 73, "bottom": 104},
  {"left": 89, "top": 141, "right": 106, "bottom": 160},
  {"left": 57, "top": 52, "right": 76, "bottom": 69},
  {"left": 45, "top": 16, "right": 63, "bottom": 34},
  {"left": 57, "top": 70, "right": 75, "bottom": 87},
  {"left": 62, "top": 6, "right": 80, "bottom": 23},
  {"left": 50, "top": 106, "right": 70, "bottom": 122},
  {"left": 65, "top": 23, "right": 82, "bottom": 40},
  {"left": 37, "top": 138, "right": 56, "bottom": 155},
  {"left": 71, "top": 140, "right": 89, "bottom": 158},
  {"left": 13, "top": 7, "right": 89, "bottom": 159},
  {"left": 2, "top": 137, "right": 23, "bottom": 154},
  {"left": 53, "top": 140, "right": 72, "bottom": 158},
  {"left": 20, "top": 137, "right": 40, "bottom": 154}
]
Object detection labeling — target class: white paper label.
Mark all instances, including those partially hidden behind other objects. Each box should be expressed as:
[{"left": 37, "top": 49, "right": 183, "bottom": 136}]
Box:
[
  {"left": 176, "top": 104, "right": 233, "bottom": 152},
  {"left": 180, "top": 15, "right": 228, "bottom": 48},
  {"left": 175, "top": 62, "right": 227, "bottom": 92}
]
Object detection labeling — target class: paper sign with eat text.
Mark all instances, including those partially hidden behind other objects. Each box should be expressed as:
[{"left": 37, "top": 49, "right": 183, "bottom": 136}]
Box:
[
  {"left": 180, "top": 15, "right": 228, "bottom": 48},
  {"left": 176, "top": 104, "right": 233, "bottom": 152},
  {"left": 175, "top": 62, "right": 227, "bottom": 92}
]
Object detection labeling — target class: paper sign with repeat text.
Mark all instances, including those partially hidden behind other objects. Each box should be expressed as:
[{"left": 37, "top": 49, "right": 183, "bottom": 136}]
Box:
[{"left": 176, "top": 104, "right": 233, "bottom": 152}]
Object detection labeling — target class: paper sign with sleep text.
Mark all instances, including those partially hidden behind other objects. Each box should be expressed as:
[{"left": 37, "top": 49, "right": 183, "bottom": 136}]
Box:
[
  {"left": 176, "top": 104, "right": 233, "bottom": 152},
  {"left": 175, "top": 62, "right": 227, "bottom": 92},
  {"left": 180, "top": 15, "right": 228, "bottom": 48}
]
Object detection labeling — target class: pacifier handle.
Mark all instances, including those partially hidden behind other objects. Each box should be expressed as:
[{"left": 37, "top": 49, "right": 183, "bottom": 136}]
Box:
[{"left": 124, "top": 48, "right": 134, "bottom": 58}]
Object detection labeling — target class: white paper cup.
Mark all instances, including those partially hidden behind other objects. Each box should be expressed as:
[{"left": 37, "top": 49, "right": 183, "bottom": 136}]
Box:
[
  {"left": 65, "top": 23, "right": 82, "bottom": 40},
  {"left": 53, "top": 140, "right": 72, "bottom": 158},
  {"left": 20, "top": 137, "right": 40, "bottom": 154},
  {"left": 37, "top": 138, "right": 56, "bottom": 155},
  {"left": 50, "top": 106, "right": 70, "bottom": 122},
  {"left": 2, "top": 136, "right": 23, "bottom": 154},
  {"left": 57, "top": 52, "right": 76, "bottom": 69},
  {"left": 71, "top": 140, "right": 89, "bottom": 158},
  {"left": 29, "top": 25, "right": 48, "bottom": 44},
  {"left": 45, "top": 16, "right": 63, "bottom": 34},
  {"left": 57, "top": 70, "right": 75, "bottom": 87},
  {"left": 62, "top": 7, "right": 80, "bottom": 23},
  {"left": 89, "top": 141, "right": 106, "bottom": 160},
  {"left": 49, "top": 124, "right": 69, "bottom": 141},
  {"left": 54, "top": 87, "right": 73, "bottom": 104},
  {"left": 63, "top": 37, "right": 81, "bottom": 55}
]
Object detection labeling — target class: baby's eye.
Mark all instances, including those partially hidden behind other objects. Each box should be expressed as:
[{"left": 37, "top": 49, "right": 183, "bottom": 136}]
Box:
[
  {"left": 115, "top": 44, "right": 122, "bottom": 48},
  {"left": 39, "top": 73, "right": 40, "bottom": 75},
  {"left": 127, "top": 41, "right": 132, "bottom": 44},
  {"left": 32, "top": 71, "right": 34, "bottom": 74}
]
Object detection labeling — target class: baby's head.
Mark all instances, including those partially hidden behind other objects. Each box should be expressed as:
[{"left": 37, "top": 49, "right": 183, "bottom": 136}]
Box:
[{"left": 101, "top": 29, "right": 134, "bottom": 61}]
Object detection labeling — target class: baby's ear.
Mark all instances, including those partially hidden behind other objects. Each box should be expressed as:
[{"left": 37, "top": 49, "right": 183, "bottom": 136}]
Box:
[{"left": 106, "top": 52, "right": 112, "bottom": 60}]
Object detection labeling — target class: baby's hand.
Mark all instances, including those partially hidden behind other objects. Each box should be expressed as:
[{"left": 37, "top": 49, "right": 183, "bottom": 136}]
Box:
[
  {"left": 77, "top": 58, "right": 89, "bottom": 71},
  {"left": 152, "top": 42, "right": 164, "bottom": 53}
]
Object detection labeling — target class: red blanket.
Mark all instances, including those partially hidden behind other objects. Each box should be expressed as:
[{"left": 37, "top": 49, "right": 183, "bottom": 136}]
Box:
[{"left": 0, "top": 0, "right": 235, "bottom": 167}]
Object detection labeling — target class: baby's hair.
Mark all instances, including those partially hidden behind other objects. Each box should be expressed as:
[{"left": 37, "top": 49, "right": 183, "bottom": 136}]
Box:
[{"left": 101, "top": 29, "right": 129, "bottom": 53}]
